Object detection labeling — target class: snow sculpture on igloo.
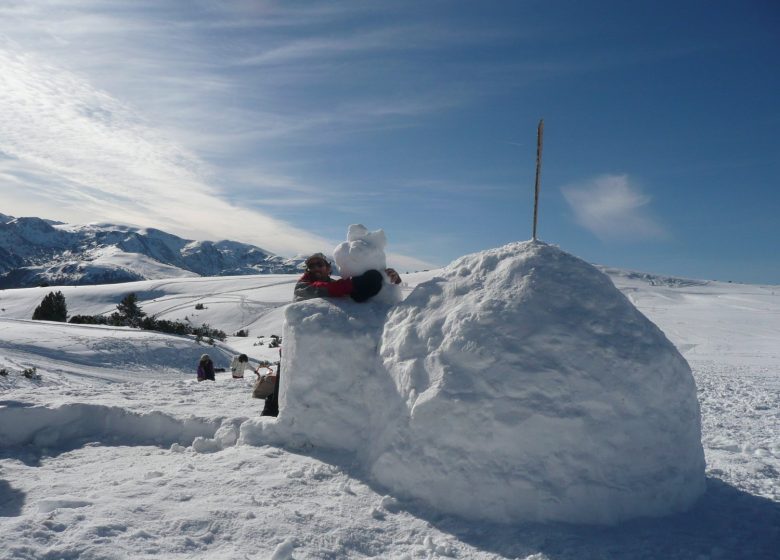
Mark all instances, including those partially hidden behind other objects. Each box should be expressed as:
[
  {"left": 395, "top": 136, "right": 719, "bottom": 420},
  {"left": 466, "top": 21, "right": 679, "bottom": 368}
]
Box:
[
  {"left": 333, "top": 224, "right": 402, "bottom": 305},
  {"left": 371, "top": 240, "right": 705, "bottom": 525}
]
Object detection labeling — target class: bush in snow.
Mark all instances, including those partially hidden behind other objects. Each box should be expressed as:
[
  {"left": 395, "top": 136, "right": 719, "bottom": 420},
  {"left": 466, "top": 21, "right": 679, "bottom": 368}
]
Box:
[
  {"left": 0, "top": 368, "right": 8, "bottom": 377},
  {"left": 68, "top": 309, "right": 224, "bottom": 342},
  {"left": 32, "top": 290, "right": 67, "bottom": 322},
  {"left": 234, "top": 329, "right": 249, "bottom": 337},
  {"left": 22, "top": 366, "right": 40, "bottom": 380},
  {"left": 192, "top": 323, "right": 226, "bottom": 342},
  {"left": 195, "top": 303, "right": 205, "bottom": 310},
  {"left": 141, "top": 317, "right": 190, "bottom": 336},
  {"left": 112, "top": 293, "right": 146, "bottom": 327},
  {"left": 69, "top": 314, "right": 109, "bottom": 325}
]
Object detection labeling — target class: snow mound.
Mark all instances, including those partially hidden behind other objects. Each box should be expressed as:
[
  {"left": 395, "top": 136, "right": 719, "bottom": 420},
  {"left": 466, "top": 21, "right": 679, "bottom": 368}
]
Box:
[
  {"left": 246, "top": 240, "right": 705, "bottom": 525},
  {"left": 0, "top": 402, "right": 223, "bottom": 449},
  {"left": 373, "top": 241, "right": 706, "bottom": 523}
]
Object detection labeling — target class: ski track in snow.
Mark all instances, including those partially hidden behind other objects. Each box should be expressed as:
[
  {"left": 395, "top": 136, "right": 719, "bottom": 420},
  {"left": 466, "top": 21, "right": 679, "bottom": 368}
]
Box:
[{"left": 1, "top": 272, "right": 779, "bottom": 559}]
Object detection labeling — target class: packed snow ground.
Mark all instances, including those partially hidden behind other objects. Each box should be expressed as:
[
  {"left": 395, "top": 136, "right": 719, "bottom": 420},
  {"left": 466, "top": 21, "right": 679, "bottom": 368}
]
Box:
[{"left": 1, "top": 260, "right": 778, "bottom": 558}]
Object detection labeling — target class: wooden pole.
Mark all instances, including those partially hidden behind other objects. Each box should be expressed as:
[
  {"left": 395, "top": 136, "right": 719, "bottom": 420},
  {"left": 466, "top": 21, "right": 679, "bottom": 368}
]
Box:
[{"left": 532, "top": 119, "right": 544, "bottom": 241}]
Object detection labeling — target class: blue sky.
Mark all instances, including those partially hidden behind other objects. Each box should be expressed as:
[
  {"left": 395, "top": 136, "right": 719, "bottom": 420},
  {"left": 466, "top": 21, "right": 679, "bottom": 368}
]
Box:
[{"left": 1, "top": 1, "right": 778, "bottom": 282}]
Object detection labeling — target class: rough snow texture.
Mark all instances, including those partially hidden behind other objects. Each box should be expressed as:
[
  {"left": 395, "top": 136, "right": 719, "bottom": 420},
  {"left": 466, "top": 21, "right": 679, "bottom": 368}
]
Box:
[{"left": 276, "top": 241, "right": 706, "bottom": 524}]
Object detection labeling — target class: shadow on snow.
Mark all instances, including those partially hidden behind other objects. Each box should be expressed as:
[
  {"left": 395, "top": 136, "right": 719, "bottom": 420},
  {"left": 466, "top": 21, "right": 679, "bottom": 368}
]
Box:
[
  {"left": 292, "top": 444, "right": 780, "bottom": 560},
  {"left": 0, "top": 480, "right": 25, "bottom": 517}
]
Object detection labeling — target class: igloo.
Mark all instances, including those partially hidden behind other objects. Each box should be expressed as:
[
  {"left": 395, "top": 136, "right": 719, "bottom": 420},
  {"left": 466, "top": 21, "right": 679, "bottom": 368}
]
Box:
[{"left": 262, "top": 239, "right": 705, "bottom": 525}]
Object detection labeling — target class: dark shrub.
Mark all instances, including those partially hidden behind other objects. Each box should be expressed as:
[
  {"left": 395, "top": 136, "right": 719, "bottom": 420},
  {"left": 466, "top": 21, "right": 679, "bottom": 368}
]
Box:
[
  {"left": 115, "top": 293, "right": 146, "bottom": 327},
  {"left": 32, "top": 291, "right": 67, "bottom": 322},
  {"left": 69, "top": 314, "right": 109, "bottom": 325}
]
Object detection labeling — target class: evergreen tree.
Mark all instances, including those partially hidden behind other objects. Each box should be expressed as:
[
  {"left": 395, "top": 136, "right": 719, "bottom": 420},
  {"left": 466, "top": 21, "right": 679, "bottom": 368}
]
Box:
[
  {"left": 32, "top": 291, "right": 68, "bottom": 322},
  {"left": 115, "top": 293, "right": 146, "bottom": 327}
]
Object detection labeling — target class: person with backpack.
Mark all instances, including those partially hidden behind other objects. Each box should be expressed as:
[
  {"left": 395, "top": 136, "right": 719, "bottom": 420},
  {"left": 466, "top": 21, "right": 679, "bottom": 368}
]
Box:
[
  {"left": 197, "top": 354, "right": 215, "bottom": 382},
  {"left": 293, "top": 253, "right": 401, "bottom": 303}
]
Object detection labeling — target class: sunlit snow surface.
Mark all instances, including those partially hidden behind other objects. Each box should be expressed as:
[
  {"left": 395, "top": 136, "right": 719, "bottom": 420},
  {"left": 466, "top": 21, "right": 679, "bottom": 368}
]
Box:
[{"left": 1, "top": 250, "right": 778, "bottom": 558}]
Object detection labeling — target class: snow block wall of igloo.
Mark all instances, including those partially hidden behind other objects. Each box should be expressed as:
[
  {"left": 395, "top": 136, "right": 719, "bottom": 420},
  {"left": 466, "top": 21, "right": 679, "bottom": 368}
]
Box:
[
  {"left": 274, "top": 240, "right": 705, "bottom": 525},
  {"left": 278, "top": 298, "right": 401, "bottom": 453},
  {"left": 373, "top": 241, "right": 705, "bottom": 524}
]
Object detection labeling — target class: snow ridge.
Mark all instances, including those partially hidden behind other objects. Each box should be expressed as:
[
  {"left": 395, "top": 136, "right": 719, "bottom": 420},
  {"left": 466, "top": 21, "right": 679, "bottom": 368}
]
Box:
[{"left": 0, "top": 402, "right": 230, "bottom": 451}]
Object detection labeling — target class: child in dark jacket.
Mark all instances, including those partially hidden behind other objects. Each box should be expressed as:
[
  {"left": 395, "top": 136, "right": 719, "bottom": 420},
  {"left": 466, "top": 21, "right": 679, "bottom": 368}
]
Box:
[{"left": 197, "top": 354, "right": 215, "bottom": 382}]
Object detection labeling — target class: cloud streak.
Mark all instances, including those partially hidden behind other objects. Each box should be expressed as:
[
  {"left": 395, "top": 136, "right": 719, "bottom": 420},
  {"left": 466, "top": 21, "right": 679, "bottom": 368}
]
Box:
[
  {"left": 0, "top": 36, "right": 435, "bottom": 271},
  {"left": 0, "top": 43, "right": 330, "bottom": 256},
  {"left": 0, "top": 2, "right": 479, "bottom": 267},
  {"left": 2, "top": 2, "right": 689, "bottom": 269},
  {"left": 561, "top": 175, "right": 668, "bottom": 242}
]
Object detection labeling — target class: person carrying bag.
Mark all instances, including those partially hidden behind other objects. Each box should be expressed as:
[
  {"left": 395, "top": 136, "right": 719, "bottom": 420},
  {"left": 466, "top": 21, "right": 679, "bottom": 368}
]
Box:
[{"left": 252, "top": 362, "right": 277, "bottom": 399}]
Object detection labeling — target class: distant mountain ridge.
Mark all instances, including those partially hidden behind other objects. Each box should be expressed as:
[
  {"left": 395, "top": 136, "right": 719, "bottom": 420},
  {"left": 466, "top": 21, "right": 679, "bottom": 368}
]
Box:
[
  {"left": 0, "top": 213, "right": 304, "bottom": 288},
  {"left": 596, "top": 266, "right": 711, "bottom": 288}
]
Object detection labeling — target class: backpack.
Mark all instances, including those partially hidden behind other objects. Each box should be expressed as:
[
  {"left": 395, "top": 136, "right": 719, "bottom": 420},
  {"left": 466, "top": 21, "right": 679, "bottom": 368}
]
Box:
[{"left": 252, "top": 366, "right": 276, "bottom": 399}]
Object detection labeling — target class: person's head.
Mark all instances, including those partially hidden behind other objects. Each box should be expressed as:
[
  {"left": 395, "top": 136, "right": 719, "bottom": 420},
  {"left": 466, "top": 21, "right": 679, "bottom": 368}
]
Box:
[
  {"left": 238, "top": 354, "right": 248, "bottom": 363},
  {"left": 305, "top": 252, "right": 332, "bottom": 281},
  {"left": 200, "top": 353, "right": 211, "bottom": 364}
]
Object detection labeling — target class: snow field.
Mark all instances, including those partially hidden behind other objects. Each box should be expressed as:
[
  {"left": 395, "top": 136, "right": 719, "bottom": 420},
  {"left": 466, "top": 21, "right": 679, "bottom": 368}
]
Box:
[{"left": 0, "top": 240, "right": 778, "bottom": 558}]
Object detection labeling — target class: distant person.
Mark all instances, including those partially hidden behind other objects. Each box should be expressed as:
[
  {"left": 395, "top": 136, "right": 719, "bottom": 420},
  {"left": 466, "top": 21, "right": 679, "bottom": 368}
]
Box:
[
  {"left": 229, "top": 353, "right": 253, "bottom": 379},
  {"left": 294, "top": 253, "right": 401, "bottom": 303},
  {"left": 197, "top": 354, "right": 215, "bottom": 382}
]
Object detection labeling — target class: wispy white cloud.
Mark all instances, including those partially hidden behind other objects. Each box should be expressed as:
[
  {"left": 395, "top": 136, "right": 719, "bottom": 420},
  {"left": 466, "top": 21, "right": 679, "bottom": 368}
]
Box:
[
  {"left": 0, "top": 3, "right": 470, "bottom": 149},
  {"left": 0, "top": 44, "right": 331, "bottom": 255},
  {"left": 0, "top": 1, "right": 521, "bottom": 268},
  {"left": 235, "top": 23, "right": 504, "bottom": 67},
  {"left": 561, "top": 174, "right": 669, "bottom": 241}
]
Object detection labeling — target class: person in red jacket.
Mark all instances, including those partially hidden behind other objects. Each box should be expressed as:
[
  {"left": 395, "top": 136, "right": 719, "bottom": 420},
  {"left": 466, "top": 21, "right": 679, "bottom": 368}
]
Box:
[{"left": 293, "top": 253, "right": 401, "bottom": 303}]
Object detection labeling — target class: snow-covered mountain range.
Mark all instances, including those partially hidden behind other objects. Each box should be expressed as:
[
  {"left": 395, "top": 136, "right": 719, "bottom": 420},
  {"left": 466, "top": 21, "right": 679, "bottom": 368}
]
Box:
[{"left": 0, "top": 213, "right": 304, "bottom": 288}]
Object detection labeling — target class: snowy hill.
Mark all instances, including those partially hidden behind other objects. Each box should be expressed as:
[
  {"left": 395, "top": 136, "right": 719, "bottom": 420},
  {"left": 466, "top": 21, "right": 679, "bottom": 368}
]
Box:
[
  {"left": 0, "top": 213, "right": 304, "bottom": 288},
  {"left": 0, "top": 250, "right": 778, "bottom": 558}
]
